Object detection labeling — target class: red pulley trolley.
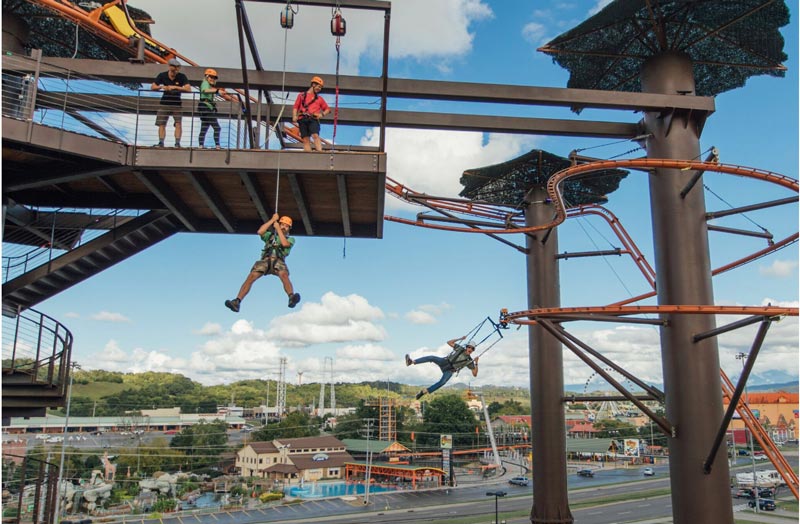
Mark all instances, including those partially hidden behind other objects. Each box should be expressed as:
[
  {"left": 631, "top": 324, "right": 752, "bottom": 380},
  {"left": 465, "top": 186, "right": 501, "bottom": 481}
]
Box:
[
  {"left": 280, "top": 5, "right": 294, "bottom": 29},
  {"left": 331, "top": 9, "right": 346, "bottom": 36}
]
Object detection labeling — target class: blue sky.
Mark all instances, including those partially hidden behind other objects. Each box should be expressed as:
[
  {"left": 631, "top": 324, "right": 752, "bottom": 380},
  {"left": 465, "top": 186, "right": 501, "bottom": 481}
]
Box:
[{"left": 32, "top": 0, "right": 798, "bottom": 394}]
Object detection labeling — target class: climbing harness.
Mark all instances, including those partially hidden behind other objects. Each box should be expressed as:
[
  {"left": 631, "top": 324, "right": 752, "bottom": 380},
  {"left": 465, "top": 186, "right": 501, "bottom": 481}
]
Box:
[{"left": 330, "top": 5, "right": 345, "bottom": 150}]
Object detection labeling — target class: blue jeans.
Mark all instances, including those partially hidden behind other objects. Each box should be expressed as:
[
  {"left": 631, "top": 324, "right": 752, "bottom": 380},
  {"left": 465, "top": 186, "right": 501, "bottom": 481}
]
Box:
[{"left": 415, "top": 355, "right": 454, "bottom": 394}]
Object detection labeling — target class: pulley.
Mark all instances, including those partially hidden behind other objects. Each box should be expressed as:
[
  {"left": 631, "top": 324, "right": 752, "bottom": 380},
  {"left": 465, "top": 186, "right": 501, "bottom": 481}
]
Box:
[
  {"left": 331, "top": 10, "right": 346, "bottom": 37},
  {"left": 280, "top": 5, "right": 294, "bottom": 29}
]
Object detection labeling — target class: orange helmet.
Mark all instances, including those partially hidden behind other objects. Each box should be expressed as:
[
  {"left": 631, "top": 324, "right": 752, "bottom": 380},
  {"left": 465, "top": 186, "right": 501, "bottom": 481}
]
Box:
[
  {"left": 204, "top": 68, "right": 218, "bottom": 77},
  {"left": 311, "top": 76, "right": 324, "bottom": 87},
  {"left": 279, "top": 216, "right": 293, "bottom": 227}
]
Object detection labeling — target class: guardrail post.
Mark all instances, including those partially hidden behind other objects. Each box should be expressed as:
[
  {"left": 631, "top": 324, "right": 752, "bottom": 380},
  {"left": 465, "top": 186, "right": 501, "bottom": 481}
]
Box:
[{"left": 26, "top": 49, "right": 43, "bottom": 142}]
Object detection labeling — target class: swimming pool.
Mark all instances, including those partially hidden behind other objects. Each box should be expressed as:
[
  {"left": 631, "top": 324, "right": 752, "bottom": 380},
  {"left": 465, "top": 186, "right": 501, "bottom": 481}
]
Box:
[{"left": 285, "top": 481, "right": 398, "bottom": 499}]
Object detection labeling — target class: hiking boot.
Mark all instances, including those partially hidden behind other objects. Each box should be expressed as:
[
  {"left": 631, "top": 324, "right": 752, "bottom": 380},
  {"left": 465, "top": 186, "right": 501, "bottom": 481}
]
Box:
[
  {"left": 415, "top": 389, "right": 427, "bottom": 400},
  {"left": 405, "top": 354, "right": 414, "bottom": 366},
  {"left": 224, "top": 298, "right": 241, "bottom": 313},
  {"left": 288, "top": 293, "right": 301, "bottom": 308}
]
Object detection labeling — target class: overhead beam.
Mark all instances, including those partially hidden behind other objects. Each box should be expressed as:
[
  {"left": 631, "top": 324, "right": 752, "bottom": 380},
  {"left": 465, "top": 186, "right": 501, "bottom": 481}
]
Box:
[
  {"left": 4, "top": 166, "right": 130, "bottom": 192},
  {"left": 133, "top": 171, "right": 200, "bottom": 232},
  {"left": 337, "top": 174, "right": 352, "bottom": 237},
  {"left": 246, "top": 0, "right": 390, "bottom": 10},
  {"left": 185, "top": 171, "right": 237, "bottom": 233},
  {"left": 238, "top": 171, "right": 271, "bottom": 222},
  {"left": 30, "top": 58, "right": 716, "bottom": 113},
  {"left": 286, "top": 173, "right": 314, "bottom": 236}
]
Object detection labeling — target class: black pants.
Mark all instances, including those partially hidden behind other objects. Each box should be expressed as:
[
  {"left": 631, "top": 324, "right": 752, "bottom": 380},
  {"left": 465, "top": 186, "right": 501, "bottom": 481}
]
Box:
[{"left": 198, "top": 103, "right": 221, "bottom": 146}]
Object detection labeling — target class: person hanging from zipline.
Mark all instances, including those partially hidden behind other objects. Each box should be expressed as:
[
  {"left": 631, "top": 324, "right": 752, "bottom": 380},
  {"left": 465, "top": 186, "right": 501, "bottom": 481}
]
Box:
[
  {"left": 405, "top": 336, "right": 479, "bottom": 400},
  {"left": 225, "top": 213, "right": 301, "bottom": 312},
  {"left": 292, "top": 76, "right": 331, "bottom": 152}
]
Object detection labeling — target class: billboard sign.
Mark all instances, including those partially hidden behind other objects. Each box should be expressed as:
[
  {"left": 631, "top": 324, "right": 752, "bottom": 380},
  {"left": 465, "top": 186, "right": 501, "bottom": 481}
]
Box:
[
  {"left": 440, "top": 434, "right": 453, "bottom": 449},
  {"left": 624, "top": 438, "right": 640, "bottom": 457}
]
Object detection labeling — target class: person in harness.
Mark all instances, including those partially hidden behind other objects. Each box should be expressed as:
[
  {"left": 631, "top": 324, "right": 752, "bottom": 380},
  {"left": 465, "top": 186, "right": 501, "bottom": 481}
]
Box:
[
  {"left": 292, "top": 75, "right": 331, "bottom": 152},
  {"left": 405, "top": 336, "right": 479, "bottom": 400},
  {"left": 198, "top": 68, "right": 235, "bottom": 149},
  {"left": 225, "top": 213, "right": 301, "bottom": 312}
]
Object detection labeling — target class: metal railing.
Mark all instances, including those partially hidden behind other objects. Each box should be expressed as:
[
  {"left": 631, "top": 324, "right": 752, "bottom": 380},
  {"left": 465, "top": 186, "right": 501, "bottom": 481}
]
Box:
[
  {"left": 2, "top": 207, "right": 145, "bottom": 285},
  {"left": 2, "top": 306, "right": 73, "bottom": 393},
  {"left": 1, "top": 50, "right": 266, "bottom": 150}
]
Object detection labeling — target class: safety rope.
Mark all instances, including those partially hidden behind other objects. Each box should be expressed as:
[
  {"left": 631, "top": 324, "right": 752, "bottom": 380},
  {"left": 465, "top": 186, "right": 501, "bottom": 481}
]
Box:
[
  {"left": 272, "top": 0, "right": 296, "bottom": 214},
  {"left": 462, "top": 316, "right": 505, "bottom": 359},
  {"left": 331, "top": 5, "right": 343, "bottom": 151}
]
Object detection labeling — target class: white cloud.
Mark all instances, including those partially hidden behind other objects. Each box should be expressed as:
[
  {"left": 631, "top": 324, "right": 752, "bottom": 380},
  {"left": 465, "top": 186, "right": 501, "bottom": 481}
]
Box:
[
  {"left": 129, "top": 1, "right": 491, "bottom": 76},
  {"left": 588, "top": 0, "right": 613, "bottom": 16},
  {"left": 521, "top": 22, "right": 548, "bottom": 46},
  {"left": 267, "top": 292, "right": 386, "bottom": 346},
  {"left": 759, "top": 259, "right": 798, "bottom": 278},
  {"left": 405, "top": 310, "right": 437, "bottom": 324},
  {"left": 90, "top": 311, "right": 131, "bottom": 323},
  {"left": 363, "top": 128, "right": 539, "bottom": 210},
  {"left": 195, "top": 322, "right": 222, "bottom": 336}
]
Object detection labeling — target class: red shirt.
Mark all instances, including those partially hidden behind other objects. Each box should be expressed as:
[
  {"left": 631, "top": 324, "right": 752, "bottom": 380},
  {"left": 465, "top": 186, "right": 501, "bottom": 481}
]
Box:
[{"left": 293, "top": 90, "right": 330, "bottom": 117}]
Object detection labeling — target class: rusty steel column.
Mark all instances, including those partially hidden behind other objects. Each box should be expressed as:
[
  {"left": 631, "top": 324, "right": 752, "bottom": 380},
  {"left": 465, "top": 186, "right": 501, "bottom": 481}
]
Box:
[
  {"left": 641, "top": 51, "right": 733, "bottom": 524},
  {"left": 526, "top": 187, "right": 572, "bottom": 524}
]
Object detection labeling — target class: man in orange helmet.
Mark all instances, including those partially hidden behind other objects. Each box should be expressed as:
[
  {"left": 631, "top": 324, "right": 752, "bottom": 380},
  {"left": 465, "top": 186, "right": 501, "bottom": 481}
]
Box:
[
  {"left": 292, "top": 76, "right": 331, "bottom": 152},
  {"left": 225, "top": 213, "right": 301, "bottom": 312},
  {"left": 198, "top": 68, "right": 235, "bottom": 149}
]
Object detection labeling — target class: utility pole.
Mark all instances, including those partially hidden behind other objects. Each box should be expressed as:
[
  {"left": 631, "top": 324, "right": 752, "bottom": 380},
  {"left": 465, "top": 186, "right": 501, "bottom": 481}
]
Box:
[
  {"left": 54, "top": 361, "right": 80, "bottom": 524},
  {"left": 362, "top": 418, "right": 376, "bottom": 505},
  {"left": 736, "top": 352, "right": 759, "bottom": 512}
]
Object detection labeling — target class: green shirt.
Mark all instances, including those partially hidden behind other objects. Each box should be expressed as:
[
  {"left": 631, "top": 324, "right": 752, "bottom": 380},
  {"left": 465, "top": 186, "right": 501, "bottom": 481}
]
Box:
[
  {"left": 260, "top": 230, "right": 295, "bottom": 259},
  {"left": 199, "top": 79, "right": 215, "bottom": 110}
]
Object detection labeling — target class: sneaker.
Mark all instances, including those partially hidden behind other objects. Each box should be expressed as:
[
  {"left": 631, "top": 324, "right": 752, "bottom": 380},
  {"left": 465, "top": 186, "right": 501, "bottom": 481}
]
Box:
[
  {"left": 174, "top": 141, "right": 182, "bottom": 148},
  {"left": 288, "top": 293, "right": 301, "bottom": 308},
  {"left": 155, "top": 141, "right": 164, "bottom": 147},
  {"left": 415, "top": 389, "right": 427, "bottom": 400},
  {"left": 224, "top": 298, "right": 240, "bottom": 313},
  {"left": 215, "top": 144, "right": 222, "bottom": 150},
  {"left": 405, "top": 354, "right": 414, "bottom": 366}
]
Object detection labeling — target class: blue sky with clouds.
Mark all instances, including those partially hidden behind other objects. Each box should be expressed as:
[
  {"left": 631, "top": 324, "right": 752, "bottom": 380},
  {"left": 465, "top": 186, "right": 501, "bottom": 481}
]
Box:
[{"left": 34, "top": 0, "right": 798, "bottom": 392}]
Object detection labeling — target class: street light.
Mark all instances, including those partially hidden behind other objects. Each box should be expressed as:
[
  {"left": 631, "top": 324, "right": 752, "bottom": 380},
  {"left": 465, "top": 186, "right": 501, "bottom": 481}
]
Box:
[
  {"left": 735, "top": 352, "right": 759, "bottom": 513},
  {"left": 486, "top": 490, "right": 506, "bottom": 524}
]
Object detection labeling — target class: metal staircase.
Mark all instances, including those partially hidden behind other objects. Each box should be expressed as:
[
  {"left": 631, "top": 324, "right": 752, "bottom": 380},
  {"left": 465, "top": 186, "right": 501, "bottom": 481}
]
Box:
[{"left": 3, "top": 209, "right": 184, "bottom": 312}]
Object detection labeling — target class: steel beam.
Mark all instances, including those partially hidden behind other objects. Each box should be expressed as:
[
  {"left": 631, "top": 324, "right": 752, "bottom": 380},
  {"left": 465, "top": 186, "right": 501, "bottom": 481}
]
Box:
[
  {"left": 642, "top": 52, "right": 732, "bottom": 524},
  {"left": 525, "top": 187, "right": 572, "bottom": 524},
  {"left": 185, "top": 171, "right": 237, "bottom": 233},
  {"left": 5, "top": 166, "right": 130, "bottom": 192},
  {"left": 238, "top": 171, "right": 271, "bottom": 222},
  {"left": 286, "top": 173, "right": 314, "bottom": 236},
  {"left": 337, "top": 174, "right": 352, "bottom": 237},
  {"left": 29, "top": 58, "right": 716, "bottom": 113},
  {"left": 134, "top": 171, "right": 200, "bottom": 232}
]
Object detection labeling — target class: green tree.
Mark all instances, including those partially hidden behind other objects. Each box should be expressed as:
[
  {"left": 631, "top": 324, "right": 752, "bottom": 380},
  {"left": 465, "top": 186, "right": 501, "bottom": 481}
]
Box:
[
  {"left": 169, "top": 420, "right": 229, "bottom": 470},
  {"left": 419, "top": 394, "right": 478, "bottom": 448},
  {"left": 593, "top": 419, "right": 638, "bottom": 438},
  {"left": 253, "top": 411, "right": 320, "bottom": 441}
]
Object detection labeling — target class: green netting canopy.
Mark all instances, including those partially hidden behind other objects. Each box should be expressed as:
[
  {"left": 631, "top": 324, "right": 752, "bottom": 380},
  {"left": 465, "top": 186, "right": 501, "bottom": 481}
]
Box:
[
  {"left": 459, "top": 149, "right": 627, "bottom": 207},
  {"left": 3, "top": 0, "right": 156, "bottom": 61},
  {"left": 538, "top": 0, "right": 789, "bottom": 97}
]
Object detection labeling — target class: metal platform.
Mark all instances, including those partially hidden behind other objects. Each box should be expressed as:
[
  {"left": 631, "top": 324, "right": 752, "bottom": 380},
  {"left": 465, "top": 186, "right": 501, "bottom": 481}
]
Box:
[{"left": 3, "top": 117, "right": 387, "bottom": 238}]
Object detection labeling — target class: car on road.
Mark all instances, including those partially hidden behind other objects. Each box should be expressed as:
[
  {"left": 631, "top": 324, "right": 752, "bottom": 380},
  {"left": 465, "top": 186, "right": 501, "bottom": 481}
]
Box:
[
  {"left": 753, "top": 453, "right": 770, "bottom": 461},
  {"left": 748, "top": 498, "right": 776, "bottom": 511},
  {"left": 732, "top": 487, "right": 752, "bottom": 498},
  {"left": 576, "top": 469, "right": 594, "bottom": 478},
  {"left": 508, "top": 476, "right": 530, "bottom": 486},
  {"left": 642, "top": 467, "right": 655, "bottom": 476}
]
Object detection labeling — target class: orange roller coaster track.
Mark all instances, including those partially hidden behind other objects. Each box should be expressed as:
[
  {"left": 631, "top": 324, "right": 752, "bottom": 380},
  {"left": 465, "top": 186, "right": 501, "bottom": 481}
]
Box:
[
  {"left": 386, "top": 159, "right": 798, "bottom": 235},
  {"left": 501, "top": 305, "right": 798, "bottom": 325}
]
